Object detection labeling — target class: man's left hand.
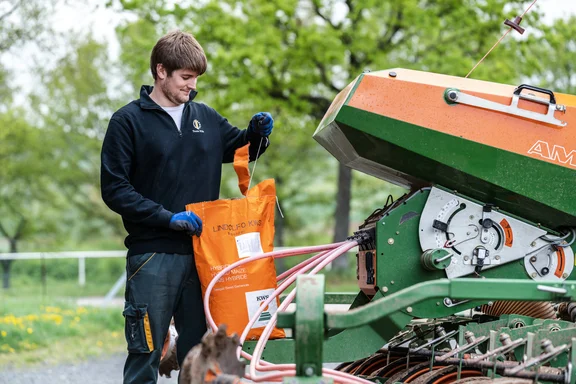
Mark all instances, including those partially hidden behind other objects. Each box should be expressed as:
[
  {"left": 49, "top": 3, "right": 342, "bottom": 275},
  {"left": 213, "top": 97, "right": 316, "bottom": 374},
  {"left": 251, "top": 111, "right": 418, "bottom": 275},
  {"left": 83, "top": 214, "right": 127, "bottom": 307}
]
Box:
[{"left": 248, "top": 112, "right": 274, "bottom": 137}]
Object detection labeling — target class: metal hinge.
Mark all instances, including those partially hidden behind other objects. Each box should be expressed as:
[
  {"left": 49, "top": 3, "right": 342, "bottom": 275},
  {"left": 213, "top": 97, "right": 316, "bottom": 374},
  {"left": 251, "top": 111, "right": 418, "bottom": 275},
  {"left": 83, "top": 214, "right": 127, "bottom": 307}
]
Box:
[{"left": 444, "top": 84, "right": 567, "bottom": 127}]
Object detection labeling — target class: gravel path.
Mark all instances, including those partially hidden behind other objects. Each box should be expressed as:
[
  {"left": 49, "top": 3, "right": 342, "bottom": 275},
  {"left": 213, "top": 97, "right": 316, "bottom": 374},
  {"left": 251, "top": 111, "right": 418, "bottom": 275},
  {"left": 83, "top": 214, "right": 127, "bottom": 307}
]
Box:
[
  {"left": 0, "top": 354, "right": 342, "bottom": 384},
  {"left": 0, "top": 301, "right": 348, "bottom": 384},
  {"left": 0, "top": 353, "right": 178, "bottom": 384}
]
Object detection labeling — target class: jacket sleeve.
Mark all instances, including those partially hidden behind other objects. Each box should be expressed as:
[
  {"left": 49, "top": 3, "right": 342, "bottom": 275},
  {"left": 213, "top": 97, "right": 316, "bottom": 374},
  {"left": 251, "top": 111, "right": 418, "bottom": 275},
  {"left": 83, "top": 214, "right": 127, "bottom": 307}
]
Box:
[
  {"left": 213, "top": 109, "right": 270, "bottom": 163},
  {"left": 100, "top": 114, "right": 173, "bottom": 227}
]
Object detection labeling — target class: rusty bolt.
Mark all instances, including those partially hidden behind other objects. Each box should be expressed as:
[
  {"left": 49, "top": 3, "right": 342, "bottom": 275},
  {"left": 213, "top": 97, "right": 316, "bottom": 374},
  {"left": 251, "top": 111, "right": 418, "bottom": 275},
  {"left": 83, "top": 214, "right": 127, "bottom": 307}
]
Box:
[
  {"left": 499, "top": 333, "right": 511, "bottom": 346},
  {"left": 541, "top": 339, "right": 554, "bottom": 354}
]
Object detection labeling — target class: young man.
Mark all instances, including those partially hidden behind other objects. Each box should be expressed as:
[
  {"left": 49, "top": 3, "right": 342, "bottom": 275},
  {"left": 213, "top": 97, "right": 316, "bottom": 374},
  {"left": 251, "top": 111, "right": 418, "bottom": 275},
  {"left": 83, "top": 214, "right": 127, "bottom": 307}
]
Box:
[{"left": 100, "top": 30, "right": 273, "bottom": 384}]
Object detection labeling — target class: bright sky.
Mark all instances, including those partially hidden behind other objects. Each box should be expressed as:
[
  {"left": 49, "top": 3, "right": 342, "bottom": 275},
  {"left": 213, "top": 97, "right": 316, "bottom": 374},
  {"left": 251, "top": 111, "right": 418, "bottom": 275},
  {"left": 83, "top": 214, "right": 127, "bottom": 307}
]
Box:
[{"left": 3, "top": 0, "right": 576, "bottom": 99}]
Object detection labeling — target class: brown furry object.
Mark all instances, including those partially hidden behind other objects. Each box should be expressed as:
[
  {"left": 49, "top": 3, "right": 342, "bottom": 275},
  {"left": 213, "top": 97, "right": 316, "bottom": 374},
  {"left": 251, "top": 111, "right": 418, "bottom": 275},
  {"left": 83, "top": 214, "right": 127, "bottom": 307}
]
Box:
[
  {"left": 179, "top": 325, "right": 245, "bottom": 384},
  {"left": 159, "top": 320, "right": 180, "bottom": 378}
]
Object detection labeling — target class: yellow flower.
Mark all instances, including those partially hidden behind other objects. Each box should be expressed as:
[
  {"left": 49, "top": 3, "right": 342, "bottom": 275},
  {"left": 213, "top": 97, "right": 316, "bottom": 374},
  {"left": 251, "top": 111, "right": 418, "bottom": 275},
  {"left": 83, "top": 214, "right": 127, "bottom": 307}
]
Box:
[
  {"left": 74, "top": 316, "right": 80, "bottom": 322},
  {"left": 27, "top": 328, "right": 33, "bottom": 334},
  {"left": 1, "top": 331, "right": 6, "bottom": 337},
  {"left": 111, "top": 332, "right": 119, "bottom": 338},
  {"left": 96, "top": 341, "right": 103, "bottom": 347}
]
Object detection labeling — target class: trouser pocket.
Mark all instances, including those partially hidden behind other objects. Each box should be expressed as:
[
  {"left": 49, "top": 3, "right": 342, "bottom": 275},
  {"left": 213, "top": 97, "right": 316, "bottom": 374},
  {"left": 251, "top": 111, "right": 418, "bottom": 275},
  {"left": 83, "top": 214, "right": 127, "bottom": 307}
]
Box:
[
  {"left": 123, "top": 302, "right": 155, "bottom": 353},
  {"left": 127, "top": 252, "right": 156, "bottom": 281}
]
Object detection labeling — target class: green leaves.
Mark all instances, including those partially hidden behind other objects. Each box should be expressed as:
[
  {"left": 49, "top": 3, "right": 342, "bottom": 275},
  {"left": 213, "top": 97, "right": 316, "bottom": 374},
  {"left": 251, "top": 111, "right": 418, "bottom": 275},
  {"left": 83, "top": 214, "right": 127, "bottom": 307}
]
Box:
[{"left": 108, "top": 0, "right": 551, "bottom": 244}]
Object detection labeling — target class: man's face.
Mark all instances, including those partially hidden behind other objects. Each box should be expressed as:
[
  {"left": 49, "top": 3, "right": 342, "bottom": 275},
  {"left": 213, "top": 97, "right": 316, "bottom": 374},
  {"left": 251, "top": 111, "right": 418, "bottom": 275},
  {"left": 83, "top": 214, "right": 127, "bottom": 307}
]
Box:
[{"left": 159, "top": 67, "right": 199, "bottom": 106}]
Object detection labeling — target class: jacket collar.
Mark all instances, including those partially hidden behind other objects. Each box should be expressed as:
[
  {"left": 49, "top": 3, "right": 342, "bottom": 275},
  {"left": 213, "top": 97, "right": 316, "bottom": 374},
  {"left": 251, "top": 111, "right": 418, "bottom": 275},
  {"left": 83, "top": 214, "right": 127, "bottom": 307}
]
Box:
[{"left": 139, "top": 85, "right": 198, "bottom": 109}]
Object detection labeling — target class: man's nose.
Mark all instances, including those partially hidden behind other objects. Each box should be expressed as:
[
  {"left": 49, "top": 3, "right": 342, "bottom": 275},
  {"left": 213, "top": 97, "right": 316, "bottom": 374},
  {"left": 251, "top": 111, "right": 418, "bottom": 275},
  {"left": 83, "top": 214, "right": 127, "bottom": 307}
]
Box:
[{"left": 188, "top": 78, "right": 197, "bottom": 90}]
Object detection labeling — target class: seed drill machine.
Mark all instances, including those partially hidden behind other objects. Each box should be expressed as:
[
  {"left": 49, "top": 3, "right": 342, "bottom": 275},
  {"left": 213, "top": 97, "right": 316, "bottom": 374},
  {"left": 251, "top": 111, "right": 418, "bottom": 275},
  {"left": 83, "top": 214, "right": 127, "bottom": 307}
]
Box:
[{"left": 239, "top": 68, "right": 576, "bottom": 384}]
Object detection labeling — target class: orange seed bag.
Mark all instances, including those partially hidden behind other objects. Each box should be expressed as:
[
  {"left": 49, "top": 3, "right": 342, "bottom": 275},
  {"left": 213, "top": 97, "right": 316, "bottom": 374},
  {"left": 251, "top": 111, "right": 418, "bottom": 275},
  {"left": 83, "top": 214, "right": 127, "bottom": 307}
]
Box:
[{"left": 186, "top": 143, "right": 285, "bottom": 340}]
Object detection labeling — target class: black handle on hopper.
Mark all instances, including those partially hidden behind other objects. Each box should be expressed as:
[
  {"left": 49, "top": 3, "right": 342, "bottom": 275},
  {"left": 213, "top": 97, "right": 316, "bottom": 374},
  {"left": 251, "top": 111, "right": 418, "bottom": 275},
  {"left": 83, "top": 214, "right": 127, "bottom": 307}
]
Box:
[{"left": 514, "top": 84, "right": 556, "bottom": 104}]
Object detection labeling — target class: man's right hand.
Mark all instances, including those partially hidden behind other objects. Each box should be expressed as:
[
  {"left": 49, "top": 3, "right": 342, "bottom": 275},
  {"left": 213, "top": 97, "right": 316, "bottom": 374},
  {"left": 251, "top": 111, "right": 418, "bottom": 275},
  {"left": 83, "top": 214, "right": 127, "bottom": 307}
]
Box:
[{"left": 169, "top": 211, "right": 203, "bottom": 236}]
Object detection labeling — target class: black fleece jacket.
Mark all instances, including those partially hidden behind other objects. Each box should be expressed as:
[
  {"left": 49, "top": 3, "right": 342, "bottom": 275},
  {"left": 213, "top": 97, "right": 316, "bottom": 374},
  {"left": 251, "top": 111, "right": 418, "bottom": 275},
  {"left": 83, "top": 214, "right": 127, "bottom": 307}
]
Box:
[{"left": 100, "top": 86, "right": 269, "bottom": 256}]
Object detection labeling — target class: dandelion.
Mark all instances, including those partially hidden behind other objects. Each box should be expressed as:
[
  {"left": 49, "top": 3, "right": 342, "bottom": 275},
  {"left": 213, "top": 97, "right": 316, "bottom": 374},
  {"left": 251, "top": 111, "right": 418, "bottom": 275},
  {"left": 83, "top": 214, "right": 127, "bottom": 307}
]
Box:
[
  {"left": 112, "top": 332, "right": 119, "bottom": 338},
  {"left": 74, "top": 316, "right": 81, "bottom": 322},
  {"left": 1, "top": 331, "right": 6, "bottom": 337},
  {"left": 76, "top": 307, "right": 88, "bottom": 315},
  {"left": 27, "top": 328, "right": 33, "bottom": 334},
  {"left": 96, "top": 341, "right": 103, "bottom": 347}
]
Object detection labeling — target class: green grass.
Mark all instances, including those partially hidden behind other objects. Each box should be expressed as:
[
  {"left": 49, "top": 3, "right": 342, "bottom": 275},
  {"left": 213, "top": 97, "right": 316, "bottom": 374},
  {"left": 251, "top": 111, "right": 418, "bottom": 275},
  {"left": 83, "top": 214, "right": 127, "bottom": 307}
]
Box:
[
  {"left": 0, "top": 257, "right": 360, "bottom": 368},
  {"left": 0, "top": 329, "right": 125, "bottom": 367},
  {"left": 0, "top": 296, "right": 124, "bottom": 368}
]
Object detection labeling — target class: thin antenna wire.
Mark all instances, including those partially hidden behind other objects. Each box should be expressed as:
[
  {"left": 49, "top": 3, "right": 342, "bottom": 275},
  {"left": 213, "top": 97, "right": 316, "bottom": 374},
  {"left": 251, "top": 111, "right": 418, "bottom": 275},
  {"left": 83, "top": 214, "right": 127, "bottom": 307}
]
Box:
[
  {"left": 466, "top": 0, "right": 538, "bottom": 78},
  {"left": 247, "top": 137, "right": 263, "bottom": 191}
]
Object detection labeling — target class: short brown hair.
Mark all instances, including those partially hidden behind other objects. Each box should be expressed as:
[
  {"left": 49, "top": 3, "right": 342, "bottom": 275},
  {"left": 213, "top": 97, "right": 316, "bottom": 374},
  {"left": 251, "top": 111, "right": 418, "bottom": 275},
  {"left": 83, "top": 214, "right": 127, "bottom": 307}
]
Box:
[{"left": 150, "top": 30, "right": 207, "bottom": 80}]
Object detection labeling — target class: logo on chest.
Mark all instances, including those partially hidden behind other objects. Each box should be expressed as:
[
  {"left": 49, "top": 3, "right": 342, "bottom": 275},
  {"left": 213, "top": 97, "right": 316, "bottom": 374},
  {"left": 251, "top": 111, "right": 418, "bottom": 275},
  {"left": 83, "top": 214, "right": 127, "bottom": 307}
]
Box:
[{"left": 192, "top": 119, "right": 204, "bottom": 133}]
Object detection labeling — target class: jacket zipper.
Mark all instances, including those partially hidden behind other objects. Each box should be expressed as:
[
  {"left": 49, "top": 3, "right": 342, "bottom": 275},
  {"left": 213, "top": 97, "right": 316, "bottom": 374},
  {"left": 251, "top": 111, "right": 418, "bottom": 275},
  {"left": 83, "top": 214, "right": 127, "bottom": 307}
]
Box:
[{"left": 151, "top": 105, "right": 186, "bottom": 138}]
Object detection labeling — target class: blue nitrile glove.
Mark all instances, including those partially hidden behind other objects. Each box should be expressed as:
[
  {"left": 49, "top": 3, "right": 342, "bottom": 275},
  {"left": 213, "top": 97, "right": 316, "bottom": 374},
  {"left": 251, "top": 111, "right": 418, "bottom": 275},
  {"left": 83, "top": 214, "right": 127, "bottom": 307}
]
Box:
[
  {"left": 169, "top": 211, "right": 202, "bottom": 236},
  {"left": 248, "top": 112, "right": 274, "bottom": 137}
]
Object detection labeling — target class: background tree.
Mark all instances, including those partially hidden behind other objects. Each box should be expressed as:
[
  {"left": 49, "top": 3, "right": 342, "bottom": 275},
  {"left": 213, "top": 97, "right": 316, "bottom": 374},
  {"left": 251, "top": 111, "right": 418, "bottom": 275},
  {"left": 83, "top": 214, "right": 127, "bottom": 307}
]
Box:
[
  {"left": 522, "top": 16, "right": 576, "bottom": 94},
  {"left": 0, "top": 111, "right": 61, "bottom": 288},
  {"left": 0, "top": 35, "right": 125, "bottom": 288},
  {"left": 31, "top": 36, "right": 126, "bottom": 237},
  {"left": 0, "top": 0, "right": 63, "bottom": 288},
  {"left": 111, "top": 0, "right": 544, "bottom": 270},
  {"left": 0, "top": 0, "right": 58, "bottom": 104}
]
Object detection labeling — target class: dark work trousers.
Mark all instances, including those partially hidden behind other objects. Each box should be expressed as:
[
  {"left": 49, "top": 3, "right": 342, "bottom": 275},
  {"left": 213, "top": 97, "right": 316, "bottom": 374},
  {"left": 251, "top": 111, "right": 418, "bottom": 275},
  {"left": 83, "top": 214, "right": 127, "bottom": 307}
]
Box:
[{"left": 122, "top": 252, "right": 207, "bottom": 384}]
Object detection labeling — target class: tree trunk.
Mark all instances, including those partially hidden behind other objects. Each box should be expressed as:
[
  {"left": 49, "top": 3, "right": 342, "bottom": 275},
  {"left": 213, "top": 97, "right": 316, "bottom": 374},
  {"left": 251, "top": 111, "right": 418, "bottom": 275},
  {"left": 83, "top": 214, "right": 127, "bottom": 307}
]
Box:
[
  {"left": 1, "top": 238, "right": 17, "bottom": 289},
  {"left": 331, "top": 164, "right": 352, "bottom": 271},
  {"left": 1, "top": 260, "right": 13, "bottom": 290},
  {"left": 274, "top": 204, "right": 287, "bottom": 273},
  {"left": 274, "top": 177, "right": 287, "bottom": 273}
]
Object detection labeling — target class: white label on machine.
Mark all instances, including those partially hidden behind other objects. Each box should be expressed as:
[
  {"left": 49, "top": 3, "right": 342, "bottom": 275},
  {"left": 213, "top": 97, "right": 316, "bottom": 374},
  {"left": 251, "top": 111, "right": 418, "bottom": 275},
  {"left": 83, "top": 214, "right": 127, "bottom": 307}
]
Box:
[
  {"left": 245, "top": 288, "right": 278, "bottom": 328},
  {"left": 235, "top": 232, "right": 264, "bottom": 258}
]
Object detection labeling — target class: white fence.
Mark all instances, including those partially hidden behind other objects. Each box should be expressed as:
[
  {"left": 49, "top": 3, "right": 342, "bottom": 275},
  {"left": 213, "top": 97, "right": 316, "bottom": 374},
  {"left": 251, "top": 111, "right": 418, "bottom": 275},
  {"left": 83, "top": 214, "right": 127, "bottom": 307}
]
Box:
[
  {"left": 0, "top": 250, "right": 127, "bottom": 306},
  {"left": 0, "top": 248, "right": 339, "bottom": 306},
  {"left": 0, "top": 250, "right": 126, "bottom": 287}
]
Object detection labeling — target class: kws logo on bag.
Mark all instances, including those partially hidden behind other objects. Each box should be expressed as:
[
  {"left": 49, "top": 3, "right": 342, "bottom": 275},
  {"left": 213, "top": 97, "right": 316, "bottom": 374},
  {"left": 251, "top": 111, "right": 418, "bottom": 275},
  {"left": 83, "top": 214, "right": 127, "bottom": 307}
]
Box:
[{"left": 245, "top": 288, "right": 278, "bottom": 328}]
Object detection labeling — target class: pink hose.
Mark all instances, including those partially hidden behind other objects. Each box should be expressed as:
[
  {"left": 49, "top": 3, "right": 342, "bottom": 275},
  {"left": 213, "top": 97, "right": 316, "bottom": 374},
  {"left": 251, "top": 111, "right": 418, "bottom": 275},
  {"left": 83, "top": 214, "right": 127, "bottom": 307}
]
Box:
[
  {"left": 276, "top": 250, "right": 330, "bottom": 282},
  {"left": 204, "top": 242, "right": 346, "bottom": 332},
  {"left": 203, "top": 241, "right": 372, "bottom": 384},
  {"left": 248, "top": 242, "right": 371, "bottom": 384}
]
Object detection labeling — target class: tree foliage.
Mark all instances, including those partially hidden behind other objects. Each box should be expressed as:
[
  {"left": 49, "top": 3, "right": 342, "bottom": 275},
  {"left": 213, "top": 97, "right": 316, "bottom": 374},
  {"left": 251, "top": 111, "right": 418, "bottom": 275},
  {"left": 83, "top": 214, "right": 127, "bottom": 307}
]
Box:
[
  {"left": 0, "top": 36, "right": 125, "bottom": 287},
  {"left": 30, "top": 36, "right": 126, "bottom": 240},
  {"left": 2, "top": 0, "right": 573, "bottom": 287},
  {"left": 110, "top": 0, "right": 546, "bottom": 268},
  {"left": 522, "top": 16, "right": 576, "bottom": 94},
  {"left": 0, "top": 0, "right": 58, "bottom": 104}
]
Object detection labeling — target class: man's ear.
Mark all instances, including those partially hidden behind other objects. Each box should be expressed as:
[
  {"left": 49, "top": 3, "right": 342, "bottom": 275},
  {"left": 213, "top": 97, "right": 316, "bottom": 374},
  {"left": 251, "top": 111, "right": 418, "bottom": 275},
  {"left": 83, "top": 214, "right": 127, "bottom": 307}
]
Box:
[{"left": 157, "top": 64, "right": 167, "bottom": 80}]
